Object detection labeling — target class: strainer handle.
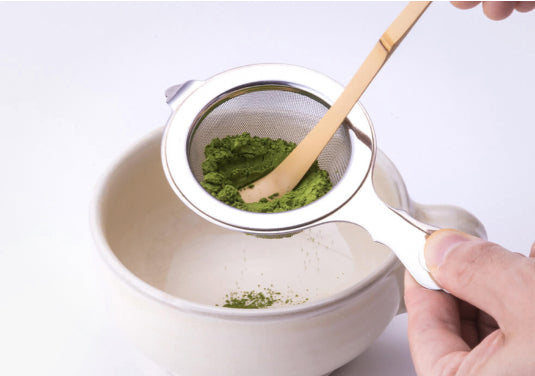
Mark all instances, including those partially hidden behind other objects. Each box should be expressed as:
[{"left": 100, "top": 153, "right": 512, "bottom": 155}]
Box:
[
  {"left": 165, "top": 80, "right": 205, "bottom": 111},
  {"left": 331, "top": 179, "right": 441, "bottom": 290}
]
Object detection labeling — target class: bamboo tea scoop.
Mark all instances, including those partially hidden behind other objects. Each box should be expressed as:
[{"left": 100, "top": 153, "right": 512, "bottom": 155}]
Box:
[{"left": 240, "top": 1, "right": 431, "bottom": 203}]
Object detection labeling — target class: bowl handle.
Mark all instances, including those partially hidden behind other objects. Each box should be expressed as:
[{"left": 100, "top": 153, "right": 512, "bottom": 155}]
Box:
[{"left": 410, "top": 202, "right": 487, "bottom": 240}]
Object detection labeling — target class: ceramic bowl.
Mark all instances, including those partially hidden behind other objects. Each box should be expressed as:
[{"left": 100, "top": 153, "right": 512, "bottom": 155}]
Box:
[{"left": 91, "top": 128, "right": 485, "bottom": 376}]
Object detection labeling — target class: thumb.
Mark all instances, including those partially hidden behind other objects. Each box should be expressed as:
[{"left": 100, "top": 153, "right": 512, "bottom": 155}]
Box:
[{"left": 425, "top": 229, "right": 528, "bottom": 328}]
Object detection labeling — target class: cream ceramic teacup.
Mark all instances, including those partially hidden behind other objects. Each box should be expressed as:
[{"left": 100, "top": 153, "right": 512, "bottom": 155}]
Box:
[{"left": 91, "top": 127, "right": 485, "bottom": 376}]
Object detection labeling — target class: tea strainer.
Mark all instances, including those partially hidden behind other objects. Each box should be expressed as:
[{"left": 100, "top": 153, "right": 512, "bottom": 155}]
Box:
[{"left": 162, "top": 63, "right": 440, "bottom": 289}]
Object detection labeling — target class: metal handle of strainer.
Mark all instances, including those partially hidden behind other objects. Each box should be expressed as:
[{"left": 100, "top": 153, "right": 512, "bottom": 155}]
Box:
[{"left": 324, "top": 177, "right": 440, "bottom": 290}]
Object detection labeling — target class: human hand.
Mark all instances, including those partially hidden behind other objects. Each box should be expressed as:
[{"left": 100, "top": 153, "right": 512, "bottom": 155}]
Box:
[
  {"left": 451, "top": 1, "right": 535, "bottom": 20},
  {"left": 405, "top": 229, "right": 535, "bottom": 375}
]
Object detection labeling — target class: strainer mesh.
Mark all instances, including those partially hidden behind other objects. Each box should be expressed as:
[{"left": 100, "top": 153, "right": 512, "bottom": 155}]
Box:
[{"left": 187, "top": 87, "right": 351, "bottom": 187}]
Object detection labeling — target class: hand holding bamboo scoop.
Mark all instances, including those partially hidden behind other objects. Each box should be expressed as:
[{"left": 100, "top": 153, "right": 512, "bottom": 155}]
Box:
[{"left": 240, "top": 1, "right": 431, "bottom": 203}]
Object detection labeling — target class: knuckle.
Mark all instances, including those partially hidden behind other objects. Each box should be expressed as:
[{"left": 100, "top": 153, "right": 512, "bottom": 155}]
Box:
[
  {"left": 511, "top": 259, "right": 535, "bottom": 299},
  {"left": 516, "top": 261, "right": 535, "bottom": 284}
]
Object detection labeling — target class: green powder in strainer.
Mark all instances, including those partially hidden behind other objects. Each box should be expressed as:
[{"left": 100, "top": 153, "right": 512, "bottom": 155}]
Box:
[{"left": 200, "top": 133, "right": 332, "bottom": 213}]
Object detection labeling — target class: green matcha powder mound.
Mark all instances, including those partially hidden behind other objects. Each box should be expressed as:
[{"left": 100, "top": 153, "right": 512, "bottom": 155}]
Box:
[{"left": 200, "top": 133, "right": 332, "bottom": 213}]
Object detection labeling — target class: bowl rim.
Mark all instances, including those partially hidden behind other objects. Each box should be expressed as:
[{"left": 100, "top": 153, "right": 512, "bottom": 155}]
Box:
[{"left": 90, "top": 127, "right": 402, "bottom": 320}]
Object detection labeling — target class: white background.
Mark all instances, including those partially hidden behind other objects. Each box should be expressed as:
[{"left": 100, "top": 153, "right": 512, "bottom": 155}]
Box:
[{"left": 1, "top": 2, "right": 534, "bottom": 375}]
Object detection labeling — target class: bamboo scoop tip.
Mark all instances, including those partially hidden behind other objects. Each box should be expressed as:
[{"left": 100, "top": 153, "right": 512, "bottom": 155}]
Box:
[
  {"left": 239, "top": 169, "right": 291, "bottom": 203},
  {"left": 239, "top": 184, "right": 276, "bottom": 204},
  {"left": 239, "top": 142, "right": 320, "bottom": 203}
]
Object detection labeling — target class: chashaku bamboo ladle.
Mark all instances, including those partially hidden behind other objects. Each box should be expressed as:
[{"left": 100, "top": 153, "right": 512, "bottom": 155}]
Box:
[{"left": 240, "top": 1, "right": 431, "bottom": 204}]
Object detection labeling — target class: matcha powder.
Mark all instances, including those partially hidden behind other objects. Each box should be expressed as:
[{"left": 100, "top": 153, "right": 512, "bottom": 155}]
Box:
[
  {"left": 200, "top": 133, "right": 333, "bottom": 213},
  {"left": 219, "top": 287, "right": 309, "bottom": 309}
]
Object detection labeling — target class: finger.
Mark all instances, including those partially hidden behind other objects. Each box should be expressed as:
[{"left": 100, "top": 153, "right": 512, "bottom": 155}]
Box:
[
  {"left": 424, "top": 229, "right": 530, "bottom": 330},
  {"left": 451, "top": 1, "right": 481, "bottom": 10},
  {"left": 404, "top": 271, "right": 470, "bottom": 375},
  {"left": 482, "top": 1, "right": 516, "bottom": 20},
  {"left": 455, "top": 329, "right": 506, "bottom": 375},
  {"left": 515, "top": 1, "right": 535, "bottom": 13},
  {"left": 530, "top": 241, "right": 535, "bottom": 257}
]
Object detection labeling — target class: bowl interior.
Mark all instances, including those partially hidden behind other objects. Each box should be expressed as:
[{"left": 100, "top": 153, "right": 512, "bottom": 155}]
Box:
[{"left": 98, "top": 130, "right": 396, "bottom": 308}]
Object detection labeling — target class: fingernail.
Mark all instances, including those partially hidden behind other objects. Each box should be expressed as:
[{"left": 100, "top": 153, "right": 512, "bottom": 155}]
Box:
[{"left": 425, "top": 229, "right": 475, "bottom": 270}]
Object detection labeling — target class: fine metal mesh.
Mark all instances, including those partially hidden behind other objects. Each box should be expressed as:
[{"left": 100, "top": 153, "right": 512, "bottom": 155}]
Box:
[{"left": 187, "top": 87, "right": 352, "bottom": 186}]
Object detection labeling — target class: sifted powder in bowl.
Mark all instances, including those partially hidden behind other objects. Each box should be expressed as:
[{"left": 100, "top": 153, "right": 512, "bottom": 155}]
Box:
[{"left": 218, "top": 286, "right": 309, "bottom": 309}]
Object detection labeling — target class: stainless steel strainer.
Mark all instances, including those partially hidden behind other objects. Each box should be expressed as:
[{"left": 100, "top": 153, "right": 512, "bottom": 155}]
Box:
[{"left": 162, "top": 64, "right": 440, "bottom": 290}]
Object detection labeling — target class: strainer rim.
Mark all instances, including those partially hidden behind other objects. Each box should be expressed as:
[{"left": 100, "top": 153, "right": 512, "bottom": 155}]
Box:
[{"left": 162, "top": 63, "right": 376, "bottom": 234}]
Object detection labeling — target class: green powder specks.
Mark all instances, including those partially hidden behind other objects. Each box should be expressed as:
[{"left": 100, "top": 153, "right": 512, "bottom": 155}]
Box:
[
  {"left": 220, "top": 287, "right": 309, "bottom": 309},
  {"left": 200, "top": 133, "right": 332, "bottom": 213}
]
